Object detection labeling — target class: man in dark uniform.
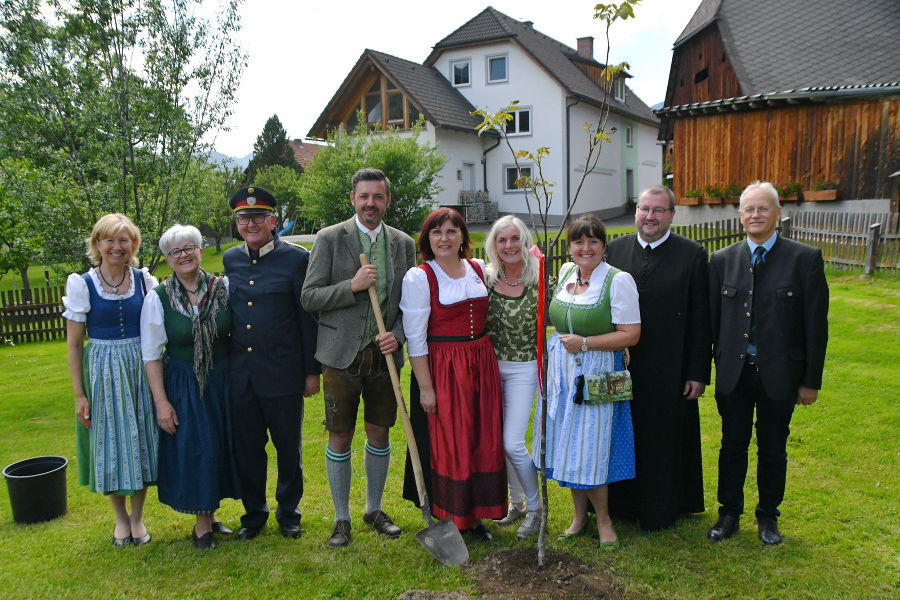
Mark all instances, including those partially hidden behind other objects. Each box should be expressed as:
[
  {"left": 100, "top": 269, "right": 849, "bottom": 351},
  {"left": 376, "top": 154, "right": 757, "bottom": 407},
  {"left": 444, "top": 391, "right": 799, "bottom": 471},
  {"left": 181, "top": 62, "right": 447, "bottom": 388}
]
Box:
[
  {"left": 708, "top": 181, "right": 828, "bottom": 545},
  {"left": 224, "top": 186, "right": 320, "bottom": 540},
  {"left": 606, "top": 184, "right": 711, "bottom": 531}
]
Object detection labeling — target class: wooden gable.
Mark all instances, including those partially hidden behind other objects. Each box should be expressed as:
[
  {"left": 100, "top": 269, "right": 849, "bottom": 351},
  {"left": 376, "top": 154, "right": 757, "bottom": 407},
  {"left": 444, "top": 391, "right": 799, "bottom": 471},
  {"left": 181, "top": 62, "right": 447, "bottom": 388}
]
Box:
[{"left": 666, "top": 23, "right": 742, "bottom": 107}]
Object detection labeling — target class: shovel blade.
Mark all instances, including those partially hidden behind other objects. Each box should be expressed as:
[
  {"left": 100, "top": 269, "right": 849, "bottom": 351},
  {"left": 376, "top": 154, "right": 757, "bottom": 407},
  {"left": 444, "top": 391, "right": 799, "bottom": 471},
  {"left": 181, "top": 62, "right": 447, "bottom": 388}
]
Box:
[{"left": 414, "top": 518, "right": 469, "bottom": 566}]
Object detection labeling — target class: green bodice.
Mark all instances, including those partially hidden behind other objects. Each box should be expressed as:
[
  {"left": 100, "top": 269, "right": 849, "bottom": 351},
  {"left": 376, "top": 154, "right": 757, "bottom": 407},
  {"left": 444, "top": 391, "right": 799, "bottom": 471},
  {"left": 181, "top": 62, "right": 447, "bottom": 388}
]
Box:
[
  {"left": 155, "top": 284, "right": 231, "bottom": 363},
  {"left": 549, "top": 264, "right": 618, "bottom": 336}
]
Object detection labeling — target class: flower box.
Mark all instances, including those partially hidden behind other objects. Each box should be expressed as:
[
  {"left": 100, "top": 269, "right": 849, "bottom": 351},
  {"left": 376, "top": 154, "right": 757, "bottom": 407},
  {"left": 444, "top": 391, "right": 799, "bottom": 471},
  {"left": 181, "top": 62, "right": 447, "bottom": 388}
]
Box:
[
  {"left": 679, "top": 197, "right": 700, "bottom": 206},
  {"left": 724, "top": 195, "right": 740, "bottom": 205},
  {"left": 704, "top": 196, "right": 723, "bottom": 205},
  {"left": 802, "top": 190, "right": 839, "bottom": 202},
  {"left": 780, "top": 193, "right": 799, "bottom": 203}
]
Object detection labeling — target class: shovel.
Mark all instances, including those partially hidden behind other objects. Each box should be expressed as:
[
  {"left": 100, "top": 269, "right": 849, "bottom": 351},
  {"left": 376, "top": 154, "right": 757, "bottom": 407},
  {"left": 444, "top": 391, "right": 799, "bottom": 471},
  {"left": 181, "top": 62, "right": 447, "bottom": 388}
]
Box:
[{"left": 359, "top": 254, "right": 469, "bottom": 567}]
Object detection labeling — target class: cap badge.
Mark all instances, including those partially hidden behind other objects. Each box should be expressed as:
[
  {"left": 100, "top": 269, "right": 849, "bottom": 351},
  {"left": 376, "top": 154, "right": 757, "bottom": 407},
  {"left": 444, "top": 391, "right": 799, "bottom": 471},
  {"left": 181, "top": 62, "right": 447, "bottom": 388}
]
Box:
[{"left": 247, "top": 197, "right": 256, "bottom": 206}]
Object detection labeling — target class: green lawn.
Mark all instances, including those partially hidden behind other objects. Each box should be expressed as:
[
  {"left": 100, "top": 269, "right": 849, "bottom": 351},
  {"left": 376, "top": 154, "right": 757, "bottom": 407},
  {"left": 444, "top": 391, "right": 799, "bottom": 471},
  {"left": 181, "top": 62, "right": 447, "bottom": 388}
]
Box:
[{"left": 0, "top": 267, "right": 897, "bottom": 599}]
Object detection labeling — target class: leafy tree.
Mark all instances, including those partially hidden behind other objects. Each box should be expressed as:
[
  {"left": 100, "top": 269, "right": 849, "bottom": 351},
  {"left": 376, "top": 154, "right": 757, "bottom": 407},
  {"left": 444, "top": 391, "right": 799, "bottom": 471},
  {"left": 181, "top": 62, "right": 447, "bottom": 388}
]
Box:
[
  {"left": 0, "top": 0, "right": 247, "bottom": 272},
  {"left": 245, "top": 115, "right": 301, "bottom": 183},
  {"left": 0, "top": 159, "right": 76, "bottom": 299},
  {"left": 252, "top": 165, "right": 303, "bottom": 225},
  {"left": 184, "top": 160, "right": 243, "bottom": 253},
  {"left": 299, "top": 117, "right": 445, "bottom": 234}
]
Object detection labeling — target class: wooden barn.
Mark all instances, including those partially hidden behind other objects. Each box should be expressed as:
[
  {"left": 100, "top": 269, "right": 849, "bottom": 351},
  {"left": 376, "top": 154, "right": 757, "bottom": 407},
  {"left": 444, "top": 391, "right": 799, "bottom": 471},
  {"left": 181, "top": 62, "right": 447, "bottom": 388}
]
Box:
[{"left": 656, "top": 0, "right": 900, "bottom": 211}]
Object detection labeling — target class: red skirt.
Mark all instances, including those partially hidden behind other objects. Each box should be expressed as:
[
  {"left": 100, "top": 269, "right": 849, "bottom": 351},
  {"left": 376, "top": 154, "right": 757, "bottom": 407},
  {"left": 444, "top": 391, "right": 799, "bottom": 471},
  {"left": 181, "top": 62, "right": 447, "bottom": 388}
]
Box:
[{"left": 403, "top": 335, "right": 506, "bottom": 529}]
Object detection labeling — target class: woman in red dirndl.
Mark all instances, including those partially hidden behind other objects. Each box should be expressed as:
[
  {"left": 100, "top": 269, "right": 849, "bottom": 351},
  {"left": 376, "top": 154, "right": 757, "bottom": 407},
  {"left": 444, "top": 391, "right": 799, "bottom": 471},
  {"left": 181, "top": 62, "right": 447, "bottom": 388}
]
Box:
[{"left": 401, "top": 208, "right": 505, "bottom": 540}]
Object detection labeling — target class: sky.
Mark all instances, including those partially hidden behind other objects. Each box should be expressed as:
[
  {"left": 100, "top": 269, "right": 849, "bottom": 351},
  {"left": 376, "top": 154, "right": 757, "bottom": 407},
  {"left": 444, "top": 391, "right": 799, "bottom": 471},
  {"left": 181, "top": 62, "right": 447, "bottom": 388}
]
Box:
[{"left": 210, "top": 0, "right": 702, "bottom": 157}]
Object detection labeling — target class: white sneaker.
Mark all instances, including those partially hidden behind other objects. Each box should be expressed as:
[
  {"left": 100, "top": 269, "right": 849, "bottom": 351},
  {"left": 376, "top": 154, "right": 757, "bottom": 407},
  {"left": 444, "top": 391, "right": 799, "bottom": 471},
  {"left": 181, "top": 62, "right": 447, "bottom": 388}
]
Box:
[
  {"left": 516, "top": 511, "right": 541, "bottom": 539},
  {"left": 495, "top": 503, "right": 527, "bottom": 526}
]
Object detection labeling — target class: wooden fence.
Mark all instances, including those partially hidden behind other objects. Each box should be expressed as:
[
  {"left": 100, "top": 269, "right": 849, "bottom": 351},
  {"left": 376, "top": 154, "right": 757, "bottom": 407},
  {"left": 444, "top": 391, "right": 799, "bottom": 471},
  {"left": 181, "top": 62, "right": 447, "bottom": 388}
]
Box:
[
  {"left": 0, "top": 285, "right": 67, "bottom": 343},
  {"left": 2, "top": 210, "right": 897, "bottom": 344}
]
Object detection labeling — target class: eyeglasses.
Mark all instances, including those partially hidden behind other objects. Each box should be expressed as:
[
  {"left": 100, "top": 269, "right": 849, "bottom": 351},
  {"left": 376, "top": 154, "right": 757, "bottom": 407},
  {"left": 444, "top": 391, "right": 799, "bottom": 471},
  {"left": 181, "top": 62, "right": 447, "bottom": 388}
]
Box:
[
  {"left": 235, "top": 214, "right": 269, "bottom": 225},
  {"left": 637, "top": 206, "right": 673, "bottom": 216},
  {"left": 166, "top": 244, "right": 199, "bottom": 258},
  {"left": 740, "top": 206, "right": 772, "bottom": 216}
]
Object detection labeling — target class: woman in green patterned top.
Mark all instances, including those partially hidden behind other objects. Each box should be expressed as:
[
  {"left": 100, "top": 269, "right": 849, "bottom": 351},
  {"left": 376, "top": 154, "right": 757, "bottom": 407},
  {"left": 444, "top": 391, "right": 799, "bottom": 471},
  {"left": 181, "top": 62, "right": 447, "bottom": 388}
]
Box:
[{"left": 484, "top": 216, "right": 542, "bottom": 539}]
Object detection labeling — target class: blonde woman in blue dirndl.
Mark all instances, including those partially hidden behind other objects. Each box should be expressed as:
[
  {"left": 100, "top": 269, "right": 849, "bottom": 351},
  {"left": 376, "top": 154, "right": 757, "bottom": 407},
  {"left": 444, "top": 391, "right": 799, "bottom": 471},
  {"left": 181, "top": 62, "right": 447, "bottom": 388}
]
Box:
[
  {"left": 534, "top": 215, "right": 640, "bottom": 550},
  {"left": 64, "top": 214, "right": 159, "bottom": 547}
]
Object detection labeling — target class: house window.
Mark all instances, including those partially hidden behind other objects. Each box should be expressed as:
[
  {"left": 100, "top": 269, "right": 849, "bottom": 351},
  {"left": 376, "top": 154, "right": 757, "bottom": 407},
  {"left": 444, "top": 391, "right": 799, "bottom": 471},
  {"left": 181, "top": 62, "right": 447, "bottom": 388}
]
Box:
[
  {"left": 347, "top": 75, "right": 423, "bottom": 131},
  {"left": 487, "top": 55, "right": 507, "bottom": 83},
  {"left": 612, "top": 78, "right": 625, "bottom": 102},
  {"left": 505, "top": 108, "right": 531, "bottom": 136},
  {"left": 451, "top": 60, "right": 470, "bottom": 86},
  {"left": 625, "top": 125, "right": 633, "bottom": 147},
  {"left": 504, "top": 165, "right": 532, "bottom": 192}
]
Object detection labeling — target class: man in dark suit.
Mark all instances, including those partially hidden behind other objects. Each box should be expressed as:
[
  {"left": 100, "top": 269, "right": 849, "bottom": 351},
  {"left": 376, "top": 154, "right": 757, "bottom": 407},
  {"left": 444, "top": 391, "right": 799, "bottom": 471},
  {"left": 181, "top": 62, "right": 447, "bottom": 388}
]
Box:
[
  {"left": 301, "top": 168, "right": 416, "bottom": 548},
  {"left": 606, "top": 185, "right": 711, "bottom": 531},
  {"left": 708, "top": 181, "right": 828, "bottom": 545},
  {"left": 224, "top": 186, "right": 320, "bottom": 540}
]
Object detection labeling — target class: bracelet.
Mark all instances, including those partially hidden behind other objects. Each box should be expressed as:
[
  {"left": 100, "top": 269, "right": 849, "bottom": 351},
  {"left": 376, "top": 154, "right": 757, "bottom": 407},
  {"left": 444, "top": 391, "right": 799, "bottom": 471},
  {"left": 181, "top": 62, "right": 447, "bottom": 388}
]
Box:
[{"left": 581, "top": 337, "right": 588, "bottom": 352}]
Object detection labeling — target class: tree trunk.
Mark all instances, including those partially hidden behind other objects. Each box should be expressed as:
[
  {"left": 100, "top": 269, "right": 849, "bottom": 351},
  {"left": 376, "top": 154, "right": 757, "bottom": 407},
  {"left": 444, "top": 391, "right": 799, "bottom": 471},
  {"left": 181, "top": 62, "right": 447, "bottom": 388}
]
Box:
[{"left": 19, "top": 265, "right": 32, "bottom": 302}]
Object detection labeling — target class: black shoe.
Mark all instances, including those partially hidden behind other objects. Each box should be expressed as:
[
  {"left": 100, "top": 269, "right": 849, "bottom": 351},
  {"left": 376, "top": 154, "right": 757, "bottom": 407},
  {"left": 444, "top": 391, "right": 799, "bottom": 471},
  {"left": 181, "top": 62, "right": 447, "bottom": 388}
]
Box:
[
  {"left": 328, "top": 520, "right": 352, "bottom": 548},
  {"left": 707, "top": 514, "right": 739, "bottom": 542},
  {"left": 465, "top": 521, "right": 494, "bottom": 543},
  {"left": 211, "top": 521, "right": 234, "bottom": 536},
  {"left": 757, "top": 518, "right": 783, "bottom": 545},
  {"left": 279, "top": 523, "right": 302, "bottom": 539},
  {"left": 193, "top": 527, "right": 216, "bottom": 550},
  {"left": 363, "top": 510, "right": 402, "bottom": 538},
  {"left": 236, "top": 526, "right": 262, "bottom": 541}
]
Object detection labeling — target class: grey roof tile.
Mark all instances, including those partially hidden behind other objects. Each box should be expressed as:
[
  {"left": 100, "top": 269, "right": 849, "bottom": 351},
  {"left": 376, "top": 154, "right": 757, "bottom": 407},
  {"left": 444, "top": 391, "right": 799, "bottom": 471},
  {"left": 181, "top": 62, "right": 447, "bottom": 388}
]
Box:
[
  {"left": 428, "top": 6, "right": 659, "bottom": 124},
  {"left": 676, "top": 0, "right": 900, "bottom": 95}
]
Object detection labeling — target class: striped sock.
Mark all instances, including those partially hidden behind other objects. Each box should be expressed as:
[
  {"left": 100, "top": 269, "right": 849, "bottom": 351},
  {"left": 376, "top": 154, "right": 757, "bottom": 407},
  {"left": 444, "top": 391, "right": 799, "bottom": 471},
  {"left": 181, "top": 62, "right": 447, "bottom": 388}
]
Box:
[
  {"left": 364, "top": 441, "right": 391, "bottom": 514},
  {"left": 326, "top": 446, "right": 352, "bottom": 522}
]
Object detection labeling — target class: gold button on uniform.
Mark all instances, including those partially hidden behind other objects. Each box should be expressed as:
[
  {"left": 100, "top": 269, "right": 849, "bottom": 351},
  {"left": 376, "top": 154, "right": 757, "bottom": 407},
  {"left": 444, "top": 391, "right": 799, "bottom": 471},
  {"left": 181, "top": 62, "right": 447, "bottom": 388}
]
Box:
[
  {"left": 249, "top": 280, "right": 255, "bottom": 285},
  {"left": 246, "top": 324, "right": 252, "bottom": 330},
  {"left": 247, "top": 301, "right": 253, "bottom": 307},
  {"left": 252, "top": 260, "right": 258, "bottom": 265},
  {"left": 247, "top": 347, "right": 253, "bottom": 352}
]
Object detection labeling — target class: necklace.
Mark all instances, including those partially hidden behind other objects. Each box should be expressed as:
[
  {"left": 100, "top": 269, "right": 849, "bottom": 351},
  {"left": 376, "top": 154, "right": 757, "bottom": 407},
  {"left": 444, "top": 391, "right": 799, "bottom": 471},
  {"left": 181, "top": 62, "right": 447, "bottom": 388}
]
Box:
[
  {"left": 180, "top": 279, "right": 200, "bottom": 294},
  {"left": 500, "top": 269, "right": 522, "bottom": 287},
  {"left": 97, "top": 267, "right": 127, "bottom": 293},
  {"left": 575, "top": 268, "right": 589, "bottom": 287}
]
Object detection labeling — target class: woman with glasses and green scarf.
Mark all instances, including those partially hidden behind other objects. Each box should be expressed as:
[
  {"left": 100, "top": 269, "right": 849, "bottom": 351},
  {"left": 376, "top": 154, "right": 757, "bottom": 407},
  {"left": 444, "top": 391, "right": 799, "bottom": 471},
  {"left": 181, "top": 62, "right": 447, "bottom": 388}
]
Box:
[{"left": 140, "top": 224, "right": 240, "bottom": 549}]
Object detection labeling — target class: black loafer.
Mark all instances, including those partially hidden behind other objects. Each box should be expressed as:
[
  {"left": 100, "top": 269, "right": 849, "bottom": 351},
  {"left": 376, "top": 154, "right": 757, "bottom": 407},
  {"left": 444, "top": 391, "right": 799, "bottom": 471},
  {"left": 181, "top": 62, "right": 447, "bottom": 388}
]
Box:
[
  {"left": 465, "top": 521, "right": 494, "bottom": 543},
  {"left": 327, "top": 520, "right": 351, "bottom": 548},
  {"left": 211, "top": 522, "right": 234, "bottom": 535},
  {"left": 757, "top": 518, "right": 783, "bottom": 545},
  {"left": 363, "top": 510, "right": 402, "bottom": 538},
  {"left": 193, "top": 527, "right": 216, "bottom": 550},
  {"left": 112, "top": 534, "right": 131, "bottom": 547},
  {"left": 279, "top": 523, "right": 302, "bottom": 539},
  {"left": 236, "top": 526, "right": 262, "bottom": 541},
  {"left": 707, "top": 514, "right": 739, "bottom": 542}
]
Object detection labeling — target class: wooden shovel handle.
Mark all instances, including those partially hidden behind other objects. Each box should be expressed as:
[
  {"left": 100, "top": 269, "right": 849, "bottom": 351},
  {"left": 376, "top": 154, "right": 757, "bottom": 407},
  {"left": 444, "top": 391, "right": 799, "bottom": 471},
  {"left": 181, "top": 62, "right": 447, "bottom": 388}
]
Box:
[{"left": 359, "top": 254, "right": 428, "bottom": 508}]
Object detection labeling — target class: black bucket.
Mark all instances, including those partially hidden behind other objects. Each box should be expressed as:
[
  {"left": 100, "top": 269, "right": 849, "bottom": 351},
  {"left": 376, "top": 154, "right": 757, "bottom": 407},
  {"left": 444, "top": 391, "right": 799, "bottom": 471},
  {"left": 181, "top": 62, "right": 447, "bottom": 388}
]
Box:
[{"left": 3, "top": 456, "right": 68, "bottom": 524}]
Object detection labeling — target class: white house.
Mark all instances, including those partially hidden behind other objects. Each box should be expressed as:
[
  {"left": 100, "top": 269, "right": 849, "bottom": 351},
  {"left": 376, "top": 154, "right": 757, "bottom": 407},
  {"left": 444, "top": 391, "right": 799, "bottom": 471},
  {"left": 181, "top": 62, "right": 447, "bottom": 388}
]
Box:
[{"left": 309, "top": 7, "right": 661, "bottom": 223}]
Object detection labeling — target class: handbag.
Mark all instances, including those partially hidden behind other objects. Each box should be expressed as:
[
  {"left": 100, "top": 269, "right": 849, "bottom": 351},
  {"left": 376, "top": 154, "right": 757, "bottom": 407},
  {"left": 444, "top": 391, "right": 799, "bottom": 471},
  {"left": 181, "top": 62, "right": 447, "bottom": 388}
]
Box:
[{"left": 582, "top": 370, "right": 632, "bottom": 404}]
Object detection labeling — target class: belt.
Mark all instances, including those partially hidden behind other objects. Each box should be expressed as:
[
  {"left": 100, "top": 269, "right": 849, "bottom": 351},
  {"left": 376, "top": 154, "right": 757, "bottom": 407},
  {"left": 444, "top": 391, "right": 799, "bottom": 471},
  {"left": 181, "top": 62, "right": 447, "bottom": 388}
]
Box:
[{"left": 427, "top": 331, "right": 485, "bottom": 342}]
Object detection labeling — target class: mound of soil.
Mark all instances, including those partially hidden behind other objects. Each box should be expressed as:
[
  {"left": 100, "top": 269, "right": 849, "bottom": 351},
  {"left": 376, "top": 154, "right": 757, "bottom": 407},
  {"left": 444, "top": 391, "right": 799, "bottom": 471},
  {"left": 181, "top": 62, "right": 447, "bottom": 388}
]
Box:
[{"left": 398, "top": 547, "right": 641, "bottom": 600}]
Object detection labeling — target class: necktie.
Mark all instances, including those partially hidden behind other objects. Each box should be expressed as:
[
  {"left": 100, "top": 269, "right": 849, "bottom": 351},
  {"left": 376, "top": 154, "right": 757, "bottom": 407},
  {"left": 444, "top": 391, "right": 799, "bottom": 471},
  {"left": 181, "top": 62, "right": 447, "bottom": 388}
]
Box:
[
  {"left": 640, "top": 244, "right": 652, "bottom": 283},
  {"left": 753, "top": 246, "right": 766, "bottom": 266}
]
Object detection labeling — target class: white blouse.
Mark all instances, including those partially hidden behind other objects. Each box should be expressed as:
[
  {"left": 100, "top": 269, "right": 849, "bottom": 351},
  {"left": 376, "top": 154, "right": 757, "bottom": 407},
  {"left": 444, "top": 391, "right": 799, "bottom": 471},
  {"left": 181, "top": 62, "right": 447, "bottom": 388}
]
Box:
[
  {"left": 139, "top": 276, "right": 230, "bottom": 362},
  {"left": 62, "top": 267, "right": 158, "bottom": 323},
  {"left": 400, "top": 259, "right": 488, "bottom": 358},
  {"left": 555, "top": 262, "right": 641, "bottom": 325}
]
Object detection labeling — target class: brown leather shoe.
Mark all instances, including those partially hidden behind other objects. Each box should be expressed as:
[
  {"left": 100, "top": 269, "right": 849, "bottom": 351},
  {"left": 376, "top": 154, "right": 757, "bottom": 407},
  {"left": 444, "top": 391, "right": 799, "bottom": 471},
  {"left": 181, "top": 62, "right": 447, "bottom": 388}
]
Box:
[
  {"left": 363, "top": 510, "right": 402, "bottom": 538},
  {"left": 328, "top": 520, "right": 351, "bottom": 548}
]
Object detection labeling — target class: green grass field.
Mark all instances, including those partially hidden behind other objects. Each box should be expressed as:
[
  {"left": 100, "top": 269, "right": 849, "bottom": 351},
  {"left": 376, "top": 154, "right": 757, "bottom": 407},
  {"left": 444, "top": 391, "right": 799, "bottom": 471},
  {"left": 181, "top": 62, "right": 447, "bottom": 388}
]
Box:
[{"left": 0, "top": 262, "right": 897, "bottom": 598}]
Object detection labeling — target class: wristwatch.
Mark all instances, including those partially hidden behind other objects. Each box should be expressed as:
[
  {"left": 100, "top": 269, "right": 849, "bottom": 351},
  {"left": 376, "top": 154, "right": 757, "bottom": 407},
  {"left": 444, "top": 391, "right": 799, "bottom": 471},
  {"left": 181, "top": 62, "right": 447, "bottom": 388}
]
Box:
[{"left": 581, "top": 337, "right": 588, "bottom": 352}]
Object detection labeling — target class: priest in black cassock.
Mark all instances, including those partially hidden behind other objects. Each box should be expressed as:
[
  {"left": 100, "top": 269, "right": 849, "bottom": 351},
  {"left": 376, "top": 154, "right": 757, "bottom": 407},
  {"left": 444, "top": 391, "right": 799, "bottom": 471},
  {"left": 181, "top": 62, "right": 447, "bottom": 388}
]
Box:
[{"left": 606, "top": 185, "right": 712, "bottom": 531}]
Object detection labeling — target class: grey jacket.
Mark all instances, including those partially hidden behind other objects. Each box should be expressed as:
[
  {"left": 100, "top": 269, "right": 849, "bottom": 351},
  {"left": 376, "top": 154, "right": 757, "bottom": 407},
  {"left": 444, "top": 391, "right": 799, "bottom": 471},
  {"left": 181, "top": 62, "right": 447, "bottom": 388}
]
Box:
[{"left": 301, "top": 217, "right": 417, "bottom": 370}]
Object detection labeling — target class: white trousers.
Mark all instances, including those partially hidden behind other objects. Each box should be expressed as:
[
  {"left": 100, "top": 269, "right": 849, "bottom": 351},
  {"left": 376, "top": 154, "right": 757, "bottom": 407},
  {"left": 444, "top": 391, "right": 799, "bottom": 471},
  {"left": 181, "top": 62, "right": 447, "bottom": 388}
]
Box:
[{"left": 498, "top": 359, "right": 540, "bottom": 511}]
